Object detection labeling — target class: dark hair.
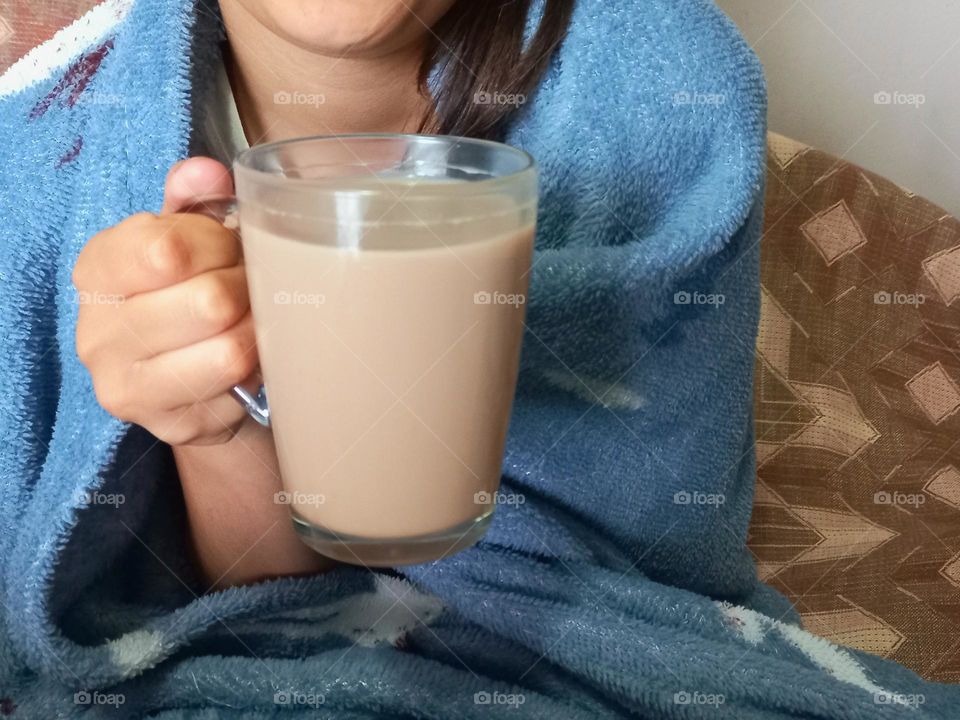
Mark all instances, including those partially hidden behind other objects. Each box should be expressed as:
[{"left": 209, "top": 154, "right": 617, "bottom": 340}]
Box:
[{"left": 420, "top": 0, "right": 575, "bottom": 140}]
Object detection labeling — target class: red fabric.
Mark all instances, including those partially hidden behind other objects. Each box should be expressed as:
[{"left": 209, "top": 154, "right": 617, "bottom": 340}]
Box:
[{"left": 0, "top": 1, "right": 99, "bottom": 72}]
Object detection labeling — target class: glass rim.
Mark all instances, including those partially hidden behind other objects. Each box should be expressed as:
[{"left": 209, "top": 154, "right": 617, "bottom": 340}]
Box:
[{"left": 234, "top": 133, "right": 536, "bottom": 196}]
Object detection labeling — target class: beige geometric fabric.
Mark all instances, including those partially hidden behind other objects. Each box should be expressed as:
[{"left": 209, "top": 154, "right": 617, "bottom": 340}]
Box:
[
  {"left": 802, "top": 608, "right": 905, "bottom": 657},
  {"left": 925, "top": 466, "right": 960, "bottom": 509},
  {"left": 942, "top": 553, "right": 960, "bottom": 587},
  {"left": 801, "top": 200, "right": 870, "bottom": 265},
  {"left": 923, "top": 245, "right": 960, "bottom": 306},
  {"left": 906, "top": 362, "right": 960, "bottom": 425},
  {"left": 750, "top": 132, "right": 960, "bottom": 683}
]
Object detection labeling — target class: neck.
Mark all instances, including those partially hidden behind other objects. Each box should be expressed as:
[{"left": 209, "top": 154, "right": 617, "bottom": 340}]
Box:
[{"left": 221, "top": 4, "right": 433, "bottom": 144}]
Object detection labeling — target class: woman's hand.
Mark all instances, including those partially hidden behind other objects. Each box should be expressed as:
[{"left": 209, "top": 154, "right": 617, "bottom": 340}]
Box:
[
  {"left": 75, "top": 158, "right": 334, "bottom": 587},
  {"left": 74, "top": 158, "right": 256, "bottom": 446}
]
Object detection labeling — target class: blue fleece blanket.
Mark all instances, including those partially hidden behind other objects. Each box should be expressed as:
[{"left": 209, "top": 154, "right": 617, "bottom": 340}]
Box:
[{"left": 1, "top": 0, "right": 957, "bottom": 717}]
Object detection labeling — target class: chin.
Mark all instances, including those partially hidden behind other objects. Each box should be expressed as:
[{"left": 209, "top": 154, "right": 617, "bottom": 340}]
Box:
[{"left": 227, "top": 0, "right": 458, "bottom": 57}]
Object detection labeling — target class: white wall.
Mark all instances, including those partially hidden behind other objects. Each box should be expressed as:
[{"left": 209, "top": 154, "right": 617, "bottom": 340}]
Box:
[{"left": 717, "top": 0, "right": 960, "bottom": 217}]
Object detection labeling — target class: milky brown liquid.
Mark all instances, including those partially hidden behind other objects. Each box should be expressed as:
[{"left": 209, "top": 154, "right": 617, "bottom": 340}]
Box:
[{"left": 241, "top": 193, "right": 534, "bottom": 539}]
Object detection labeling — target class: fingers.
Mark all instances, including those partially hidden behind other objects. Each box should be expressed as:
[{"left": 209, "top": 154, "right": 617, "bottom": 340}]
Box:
[
  {"left": 131, "top": 312, "right": 258, "bottom": 409},
  {"left": 80, "top": 303, "right": 258, "bottom": 443},
  {"left": 103, "top": 266, "right": 250, "bottom": 358},
  {"left": 74, "top": 157, "right": 255, "bottom": 447},
  {"left": 149, "top": 392, "right": 252, "bottom": 447},
  {"left": 161, "top": 157, "right": 234, "bottom": 215},
  {"left": 74, "top": 212, "right": 241, "bottom": 297}
]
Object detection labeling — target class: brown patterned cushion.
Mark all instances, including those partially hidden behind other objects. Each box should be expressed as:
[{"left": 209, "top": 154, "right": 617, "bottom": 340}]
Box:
[{"left": 749, "top": 133, "right": 960, "bottom": 683}]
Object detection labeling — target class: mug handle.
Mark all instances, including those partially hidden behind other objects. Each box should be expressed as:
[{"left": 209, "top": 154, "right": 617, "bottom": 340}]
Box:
[
  {"left": 232, "top": 382, "right": 271, "bottom": 427},
  {"left": 176, "top": 196, "right": 271, "bottom": 428}
]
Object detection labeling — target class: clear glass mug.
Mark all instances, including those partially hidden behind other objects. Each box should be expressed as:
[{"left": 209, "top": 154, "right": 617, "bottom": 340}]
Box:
[{"left": 195, "top": 135, "right": 537, "bottom": 566}]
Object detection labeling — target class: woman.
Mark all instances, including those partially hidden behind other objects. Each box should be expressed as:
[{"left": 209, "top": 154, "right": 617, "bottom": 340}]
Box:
[
  {"left": 71, "top": 0, "right": 575, "bottom": 589},
  {"left": 69, "top": 0, "right": 766, "bottom": 595},
  {"left": 63, "top": 0, "right": 766, "bottom": 596},
  {"left": 4, "top": 0, "right": 953, "bottom": 717}
]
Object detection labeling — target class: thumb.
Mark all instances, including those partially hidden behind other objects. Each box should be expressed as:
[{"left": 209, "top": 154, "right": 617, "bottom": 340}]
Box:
[{"left": 161, "top": 157, "right": 235, "bottom": 215}]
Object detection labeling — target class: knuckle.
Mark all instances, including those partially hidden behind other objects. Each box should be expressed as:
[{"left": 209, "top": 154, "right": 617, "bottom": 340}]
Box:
[
  {"left": 203, "top": 427, "right": 239, "bottom": 446},
  {"left": 75, "top": 325, "right": 97, "bottom": 366},
  {"left": 159, "top": 405, "right": 222, "bottom": 447},
  {"left": 75, "top": 338, "right": 95, "bottom": 366},
  {"left": 92, "top": 379, "right": 129, "bottom": 420},
  {"left": 195, "top": 415, "right": 241, "bottom": 447},
  {"left": 122, "top": 211, "right": 159, "bottom": 233},
  {"left": 126, "top": 357, "right": 150, "bottom": 391},
  {"left": 72, "top": 247, "right": 92, "bottom": 290},
  {"left": 152, "top": 422, "right": 192, "bottom": 447},
  {"left": 74, "top": 213, "right": 153, "bottom": 290},
  {"left": 209, "top": 431, "right": 236, "bottom": 446},
  {"left": 73, "top": 225, "right": 115, "bottom": 289},
  {"left": 145, "top": 228, "right": 191, "bottom": 281},
  {"left": 216, "top": 333, "right": 257, "bottom": 384},
  {"left": 192, "top": 276, "right": 241, "bottom": 328},
  {"left": 149, "top": 407, "right": 201, "bottom": 446}
]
